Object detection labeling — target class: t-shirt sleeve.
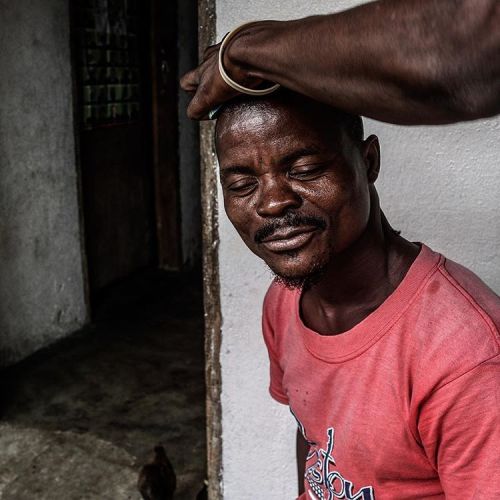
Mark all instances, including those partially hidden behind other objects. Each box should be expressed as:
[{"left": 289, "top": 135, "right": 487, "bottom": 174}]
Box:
[
  {"left": 418, "top": 354, "right": 500, "bottom": 498},
  {"left": 262, "top": 284, "right": 289, "bottom": 405}
]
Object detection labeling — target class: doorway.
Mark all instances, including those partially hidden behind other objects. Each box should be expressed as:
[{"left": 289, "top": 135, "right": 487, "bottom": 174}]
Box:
[
  {"left": 67, "top": 0, "right": 205, "bottom": 496},
  {"left": 73, "top": 0, "right": 183, "bottom": 294}
]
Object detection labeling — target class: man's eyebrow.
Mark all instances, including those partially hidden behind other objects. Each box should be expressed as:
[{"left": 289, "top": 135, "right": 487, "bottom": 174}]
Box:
[
  {"left": 279, "top": 147, "right": 323, "bottom": 166},
  {"left": 220, "top": 165, "right": 255, "bottom": 179}
]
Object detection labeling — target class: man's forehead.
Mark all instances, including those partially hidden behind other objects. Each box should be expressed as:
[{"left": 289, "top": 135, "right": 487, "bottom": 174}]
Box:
[
  {"left": 217, "top": 105, "right": 282, "bottom": 141},
  {"left": 215, "top": 100, "right": 337, "bottom": 156},
  {"left": 217, "top": 122, "right": 330, "bottom": 171},
  {"left": 216, "top": 99, "right": 299, "bottom": 137},
  {"left": 215, "top": 92, "right": 362, "bottom": 165}
]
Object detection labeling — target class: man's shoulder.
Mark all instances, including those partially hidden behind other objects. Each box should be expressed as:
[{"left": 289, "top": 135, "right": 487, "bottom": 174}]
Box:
[
  {"left": 262, "top": 279, "right": 297, "bottom": 325},
  {"left": 263, "top": 279, "right": 294, "bottom": 307},
  {"left": 411, "top": 250, "right": 500, "bottom": 388},
  {"left": 430, "top": 253, "right": 500, "bottom": 335}
]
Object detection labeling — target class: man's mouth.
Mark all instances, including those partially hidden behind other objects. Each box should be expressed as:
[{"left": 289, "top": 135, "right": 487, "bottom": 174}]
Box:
[{"left": 260, "top": 225, "right": 320, "bottom": 252}]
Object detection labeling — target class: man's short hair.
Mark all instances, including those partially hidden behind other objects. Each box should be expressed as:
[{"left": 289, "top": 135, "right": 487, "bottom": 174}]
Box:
[{"left": 214, "top": 89, "right": 364, "bottom": 144}]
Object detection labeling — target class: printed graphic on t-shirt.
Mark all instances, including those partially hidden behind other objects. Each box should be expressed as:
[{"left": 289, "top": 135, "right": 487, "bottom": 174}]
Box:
[{"left": 292, "top": 410, "right": 375, "bottom": 500}]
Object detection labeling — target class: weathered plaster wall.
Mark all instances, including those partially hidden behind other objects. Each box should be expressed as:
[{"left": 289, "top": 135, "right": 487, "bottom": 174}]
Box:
[
  {"left": 215, "top": 1, "right": 500, "bottom": 498},
  {"left": 0, "top": 0, "right": 88, "bottom": 366},
  {"left": 178, "top": 0, "right": 202, "bottom": 268}
]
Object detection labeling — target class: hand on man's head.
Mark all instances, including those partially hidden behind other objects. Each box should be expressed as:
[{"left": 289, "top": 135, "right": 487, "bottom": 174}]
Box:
[
  {"left": 180, "top": 38, "right": 245, "bottom": 120},
  {"left": 180, "top": 24, "right": 267, "bottom": 120},
  {"left": 180, "top": 41, "right": 237, "bottom": 119}
]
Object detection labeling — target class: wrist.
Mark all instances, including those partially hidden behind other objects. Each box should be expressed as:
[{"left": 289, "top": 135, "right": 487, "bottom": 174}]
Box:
[{"left": 222, "top": 20, "right": 286, "bottom": 85}]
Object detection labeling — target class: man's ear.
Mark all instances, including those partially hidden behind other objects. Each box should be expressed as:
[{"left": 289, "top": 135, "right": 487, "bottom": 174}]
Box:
[{"left": 362, "top": 135, "right": 380, "bottom": 184}]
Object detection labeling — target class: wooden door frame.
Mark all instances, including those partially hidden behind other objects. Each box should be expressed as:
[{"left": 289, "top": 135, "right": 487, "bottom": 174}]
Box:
[
  {"left": 70, "top": 0, "right": 180, "bottom": 294},
  {"left": 198, "top": 1, "right": 223, "bottom": 498},
  {"left": 151, "top": 0, "right": 182, "bottom": 270}
]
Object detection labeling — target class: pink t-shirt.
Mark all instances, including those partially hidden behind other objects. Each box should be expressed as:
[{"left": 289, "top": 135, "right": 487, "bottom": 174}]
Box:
[{"left": 262, "top": 245, "right": 500, "bottom": 499}]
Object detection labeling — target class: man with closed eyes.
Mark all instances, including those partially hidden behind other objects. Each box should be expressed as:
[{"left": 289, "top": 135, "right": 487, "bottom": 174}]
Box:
[
  {"left": 182, "top": 0, "right": 500, "bottom": 496},
  {"left": 214, "top": 91, "right": 499, "bottom": 499}
]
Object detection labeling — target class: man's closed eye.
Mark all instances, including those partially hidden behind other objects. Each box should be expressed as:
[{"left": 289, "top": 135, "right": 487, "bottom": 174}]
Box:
[
  {"left": 227, "top": 179, "right": 258, "bottom": 195},
  {"left": 289, "top": 164, "right": 326, "bottom": 180}
]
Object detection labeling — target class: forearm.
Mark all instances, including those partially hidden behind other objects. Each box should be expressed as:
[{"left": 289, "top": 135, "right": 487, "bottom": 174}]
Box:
[{"left": 226, "top": 0, "right": 500, "bottom": 124}]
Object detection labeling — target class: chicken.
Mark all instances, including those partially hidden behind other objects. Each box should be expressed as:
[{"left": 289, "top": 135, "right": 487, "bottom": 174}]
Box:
[{"left": 138, "top": 445, "right": 176, "bottom": 500}]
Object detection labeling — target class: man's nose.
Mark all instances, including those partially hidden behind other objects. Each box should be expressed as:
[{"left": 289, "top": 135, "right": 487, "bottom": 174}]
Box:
[{"left": 256, "top": 177, "right": 302, "bottom": 217}]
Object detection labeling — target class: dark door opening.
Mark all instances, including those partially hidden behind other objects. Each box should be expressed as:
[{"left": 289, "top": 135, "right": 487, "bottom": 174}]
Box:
[{"left": 73, "top": 0, "right": 183, "bottom": 297}]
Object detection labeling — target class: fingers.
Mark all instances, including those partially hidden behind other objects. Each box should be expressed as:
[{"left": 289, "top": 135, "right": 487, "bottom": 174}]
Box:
[
  {"left": 203, "top": 42, "right": 221, "bottom": 60},
  {"left": 186, "top": 80, "right": 224, "bottom": 120},
  {"left": 186, "top": 64, "right": 239, "bottom": 120},
  {"left": 180, "top": 68, "right": 199, "bottom": 92},
  {"left": 180, "top": 39, "right": 239, "bottom": 120},
  {"left": 180, "top": 48, "right": 218, "bottom": 91}
]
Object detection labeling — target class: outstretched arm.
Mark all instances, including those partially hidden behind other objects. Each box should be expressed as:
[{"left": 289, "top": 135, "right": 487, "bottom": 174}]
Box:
[{"left": 181, "top": 0, "right": 500, "bottom": 124}]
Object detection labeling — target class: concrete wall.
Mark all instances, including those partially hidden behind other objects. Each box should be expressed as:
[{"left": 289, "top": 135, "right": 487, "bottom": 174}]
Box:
[
  {"left": 178, "top": 0, "right": 202, "bottom": 268},
  {"left": 215, "top": 1, "right": 500, "bottom": 498},
  {"left": 0, "top": 0, "right": 88, "bottom": 366}
]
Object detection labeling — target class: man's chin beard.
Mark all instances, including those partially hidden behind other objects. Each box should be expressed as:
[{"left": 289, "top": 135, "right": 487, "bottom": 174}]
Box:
[{"left": 270, "top": 260, "right": 327, "bottom": 291}]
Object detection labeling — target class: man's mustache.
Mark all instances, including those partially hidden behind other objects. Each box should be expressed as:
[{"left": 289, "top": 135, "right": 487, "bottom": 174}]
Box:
[{"left": 254, "top": 213, "right": 327, "bottom": 244}]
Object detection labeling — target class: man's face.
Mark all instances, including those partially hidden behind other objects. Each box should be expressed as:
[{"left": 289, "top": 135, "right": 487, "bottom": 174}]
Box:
[{"left": 216, "top": 100, "right": 379, "bottom": 287}]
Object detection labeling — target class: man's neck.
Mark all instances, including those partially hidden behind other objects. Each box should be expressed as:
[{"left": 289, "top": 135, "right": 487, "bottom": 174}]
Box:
[{"left": 301, "top": 209, "right": 419, "bottom": 335}]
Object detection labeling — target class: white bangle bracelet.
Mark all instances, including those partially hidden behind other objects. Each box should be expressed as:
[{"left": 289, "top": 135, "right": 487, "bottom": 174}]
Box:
[{"left": 218, "top": 21, "right": 280, "bottom": 96}]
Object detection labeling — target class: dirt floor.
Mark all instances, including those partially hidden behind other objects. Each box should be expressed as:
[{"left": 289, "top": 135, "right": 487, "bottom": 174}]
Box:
[{"left": 0, "top": 270, "right": 206, "bottom": 499}]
